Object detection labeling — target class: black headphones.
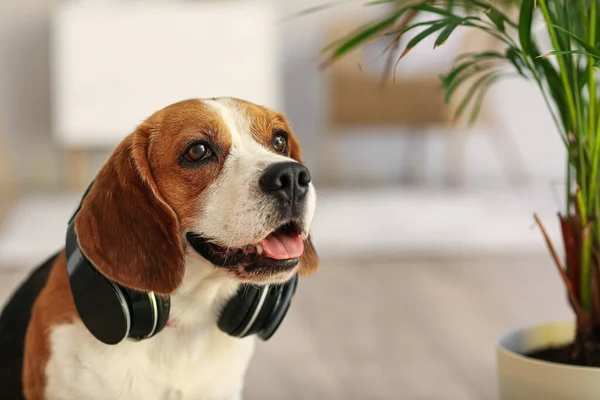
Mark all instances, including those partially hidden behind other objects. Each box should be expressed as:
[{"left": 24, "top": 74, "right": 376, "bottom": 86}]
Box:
[{"left": 65, "top": 182, "right": 298, "bottom": 345}]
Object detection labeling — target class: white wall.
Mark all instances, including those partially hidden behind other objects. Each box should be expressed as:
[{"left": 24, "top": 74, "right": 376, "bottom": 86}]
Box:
[
  {"left": 0, "top": 0, "right": 64, "bottom": 188},
  {"left": 0, "top": 0, "right": 565, "bottom": 189}
]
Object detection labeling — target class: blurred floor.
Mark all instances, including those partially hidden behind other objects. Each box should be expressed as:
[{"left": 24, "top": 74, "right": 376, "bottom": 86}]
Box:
[
  {"left": 246, "top": 256, "right": 572, "bottom": 400},
  {"left": 1, "top": 255, "right": 572, "bottom": 400}
]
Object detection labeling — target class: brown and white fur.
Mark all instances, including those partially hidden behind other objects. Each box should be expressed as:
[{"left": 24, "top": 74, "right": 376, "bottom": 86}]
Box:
[{"left": 1, "top": 98, "right": 319, "bottom": 400}]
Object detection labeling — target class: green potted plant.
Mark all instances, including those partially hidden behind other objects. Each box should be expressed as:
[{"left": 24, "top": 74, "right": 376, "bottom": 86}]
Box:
[{"left": 309, "top": 0, "right": 600, "bottom": 398}]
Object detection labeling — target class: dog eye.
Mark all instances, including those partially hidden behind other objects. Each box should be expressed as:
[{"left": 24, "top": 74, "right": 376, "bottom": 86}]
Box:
[
  {"left": 272, "top": 132, "right": 288, "bottom": 154},
  {"left": 184, "top": 142, "right": 212, "bottom": 163}
]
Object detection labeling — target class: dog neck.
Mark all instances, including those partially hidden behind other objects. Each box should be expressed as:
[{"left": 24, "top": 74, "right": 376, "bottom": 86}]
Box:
[{"left": 167, "top": 251, "right": 241, "bottom": 332}]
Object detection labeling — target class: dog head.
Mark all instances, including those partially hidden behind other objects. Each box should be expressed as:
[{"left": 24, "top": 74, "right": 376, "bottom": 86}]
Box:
[{"left": 74, "top": 98, "right": 318, "bottom": 295}]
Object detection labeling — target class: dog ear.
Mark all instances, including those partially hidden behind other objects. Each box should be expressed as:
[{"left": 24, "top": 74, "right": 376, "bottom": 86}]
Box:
[
  {"left": 74, "top": 124, "right": 185, "bottom": 295},
  {"left": 299, "top": 235, "right": 319, "bottom": 276}
]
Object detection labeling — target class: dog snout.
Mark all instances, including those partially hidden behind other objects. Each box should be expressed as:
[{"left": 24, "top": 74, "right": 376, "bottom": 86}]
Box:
[{"left": 259, "top": 162, "right": 311, "bottom": 209}]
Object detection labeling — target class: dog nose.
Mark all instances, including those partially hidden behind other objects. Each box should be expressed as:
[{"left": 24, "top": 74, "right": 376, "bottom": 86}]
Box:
[{"left": 260, "top": 162, "right": 311, "bottom": 206}]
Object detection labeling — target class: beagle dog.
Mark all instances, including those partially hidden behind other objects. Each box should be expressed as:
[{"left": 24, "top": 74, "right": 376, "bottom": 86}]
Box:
[{"left": 0, "top": 98, "right": 319, "bottom": 400}]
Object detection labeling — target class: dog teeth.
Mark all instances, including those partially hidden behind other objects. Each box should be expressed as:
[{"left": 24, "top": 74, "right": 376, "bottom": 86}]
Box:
[{"left": 256, "top": 244, "right": 263, "bottom": 255}]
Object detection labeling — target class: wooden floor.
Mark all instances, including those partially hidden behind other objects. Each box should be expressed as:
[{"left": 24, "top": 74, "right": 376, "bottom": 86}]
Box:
[{"left": 0, "top": 256, "right": 573, "bottom": 400}]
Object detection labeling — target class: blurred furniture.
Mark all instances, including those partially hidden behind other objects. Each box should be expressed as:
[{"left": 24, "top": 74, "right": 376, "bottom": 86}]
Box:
[
  {"left": 322, "top": 16, "right": 530, "bottom": 187},
  {"left": 51, "top": 0, "right": 282, "bottom": 189}
]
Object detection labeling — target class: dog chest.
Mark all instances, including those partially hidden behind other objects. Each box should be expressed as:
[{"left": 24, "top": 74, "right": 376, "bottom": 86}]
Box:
[{"left": 44, "top": 321, "right": 255, "bottom": 400}]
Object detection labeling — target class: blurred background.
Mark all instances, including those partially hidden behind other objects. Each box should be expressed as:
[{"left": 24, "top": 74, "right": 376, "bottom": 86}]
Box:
[{"left": 0, "top": 0, "right": 575, "bottom": 399}]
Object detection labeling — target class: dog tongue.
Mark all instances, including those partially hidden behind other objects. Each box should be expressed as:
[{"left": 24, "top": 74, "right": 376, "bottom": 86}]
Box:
[{"left": 260, "top": 233, "right": 304, "bottom": 260}]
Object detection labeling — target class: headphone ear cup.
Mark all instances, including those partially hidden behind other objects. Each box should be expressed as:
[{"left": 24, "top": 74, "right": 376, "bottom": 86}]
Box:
[
  {"left": 236, "top": 284, "right": 280, "bottom": 338},
  {"left": 67, "top": 251, "right": 131, "bottom": 345},
  {"left": 218, "top": 285, "right": 261, "bottom": 337},
  {"left": 257, "top": 274, "right": 298, "bottom": 341},
  {"left": 67, "top": 216, "right": 130, "bottom": 345},
  {"left": 153, "top": 295, "right": 170, "bottom": 335},
  {"left": 66, "top": 214, "right": 171, "bottom": 343}
]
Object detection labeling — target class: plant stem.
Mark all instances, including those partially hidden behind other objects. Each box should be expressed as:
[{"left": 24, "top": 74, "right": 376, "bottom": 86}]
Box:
[
  {"left": 580, "top": 0, "right": 589, "bottom": 29},
  {"left": 588, "top": 1, "right": 600, "bottom": 216},
  {"left": 535, "top": 213, "right": 591, "bottom": 325},
  {"left": 567, "top": 156, "right": 572, "bottom": 215},
  {"left": 590, "top": 107, "right": 600, "bottom": 254},
  {"left": 588, "top": 0, "right": 596, "bottom": 145},
  {"left": 589, "top": 114, "right": 600, "bottom": 216},
  {"left": 538, "top": 0, "right": 579, "bottom": 135},
  {"left": 582, "top": 226, "right": 593, "bottom": 314},
  {"left": 577, "top": 187, "right": 592, "bottom": 313},
  {"left": 586, "top": 0, "right": 599, "bottom": 317},
  {"left": 596, "top": 202, "right": 600, "bottom": 243}
]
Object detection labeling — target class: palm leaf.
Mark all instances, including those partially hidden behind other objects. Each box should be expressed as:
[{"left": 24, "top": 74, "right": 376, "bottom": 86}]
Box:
[
  {"left": 398, "top": 20, "right": 448, "bottom": 59},
  {"left": 468, "top": 74, "right": 512, "bottom": 124},
  {"left": 453, "top": 71, "right": 501, "bottom": 122},
  {"left": 330, "top": 7, "right": 410, "bottom": 59},
  {"left": 434, "top": 20, "right": 462, "bottom": 48},
  {"left": 506, "top": 47, "right": 528, "bottom": 78},
  {"left": 538, "top": 50, "right": 600, "bottom": 59},
  {"left": 518, "top": 0, "right": 535, "bottom": 54},
  {"left": 443, "top": 52, "right": 505, "bottom": 86},
  {"left": 443, "top": 62, "right": 498, "bottom": 103},
  {"left": 550, "top": 24, "right": 600, "bottom": 58},
  {"left": 484, "top": 8, "right": 506, "bottom": 32}
]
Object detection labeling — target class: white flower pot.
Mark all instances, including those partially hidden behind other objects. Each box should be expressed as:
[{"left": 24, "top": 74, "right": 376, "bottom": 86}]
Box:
[{"left": 497, "top": 321, "right": 600, "bottom": 400}]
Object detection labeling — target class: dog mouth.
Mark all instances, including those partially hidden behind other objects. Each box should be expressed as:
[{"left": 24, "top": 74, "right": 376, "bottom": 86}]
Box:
[{"left": 186, "top": 221, "right": 304, "bottom": 274}]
